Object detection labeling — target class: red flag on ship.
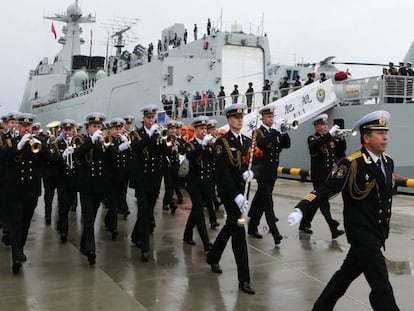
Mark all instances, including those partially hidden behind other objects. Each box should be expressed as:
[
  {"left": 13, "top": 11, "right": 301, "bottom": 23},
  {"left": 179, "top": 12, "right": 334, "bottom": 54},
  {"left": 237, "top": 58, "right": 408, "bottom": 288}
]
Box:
[{"left": 51, "top": 22, "right": 57, "bottom": 39}]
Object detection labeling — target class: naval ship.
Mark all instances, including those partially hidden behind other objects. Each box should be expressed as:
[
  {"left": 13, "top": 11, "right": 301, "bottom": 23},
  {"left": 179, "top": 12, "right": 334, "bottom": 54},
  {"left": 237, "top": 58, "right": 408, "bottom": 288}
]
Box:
[{"left": 19, "top": 1, "right": 414, "bottom": 179}]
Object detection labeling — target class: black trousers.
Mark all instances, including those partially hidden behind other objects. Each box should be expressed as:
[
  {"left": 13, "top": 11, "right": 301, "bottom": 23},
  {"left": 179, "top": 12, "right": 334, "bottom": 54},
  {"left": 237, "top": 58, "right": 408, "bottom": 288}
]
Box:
[
  {"left": 131, "top": 190, "right": 159, "bottom": 252},
  {"left": 57, "top": 180, "right": 76, "bottom": 236},
  {"left": 8, "top": 197, "right": 38, "bottom": 263},
  {"left": 183, "top": 188, "right": 210, "bottom": 247},
  {"left": 299, "top": 180, "right": 339, "bottom": 233},
  {"left": 207, "top": 195, "right": 250, "bottom": 282},
  {"left": 313, "top": 244, "right": 399, "bottom": 311},
  {"left": 163, "top": 167, "right": 175, "bottom": 207},
  {"left": 43, "top": 175, "right": 58, "bottom": 221},
  {"left": 80, "top": 192, "right": 105, "bottom": 254},
  {"left": 248, "top": 179, "right": 277, "bottom": 228},
  {"left": 104, "top": 180, "right": 125, "bottom": 232}
]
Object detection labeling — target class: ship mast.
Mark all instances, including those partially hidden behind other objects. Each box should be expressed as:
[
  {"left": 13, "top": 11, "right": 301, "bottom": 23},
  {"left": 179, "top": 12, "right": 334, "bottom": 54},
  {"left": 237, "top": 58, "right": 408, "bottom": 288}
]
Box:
[{"left": 44, "top": 0, "right": 95, "bottom": 71}]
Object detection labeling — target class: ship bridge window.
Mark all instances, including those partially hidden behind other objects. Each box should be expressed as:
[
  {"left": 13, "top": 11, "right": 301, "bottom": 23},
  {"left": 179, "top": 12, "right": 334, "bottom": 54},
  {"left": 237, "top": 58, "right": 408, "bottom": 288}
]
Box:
[
  {"left": 292, "top": 70, "right": 299, "bottom": 79},
  {"left": 167, "top": 66, "right": 173, "bottom": 85},
  {"left": 286, "top": 70, "right": 292, "bottom": 80}
]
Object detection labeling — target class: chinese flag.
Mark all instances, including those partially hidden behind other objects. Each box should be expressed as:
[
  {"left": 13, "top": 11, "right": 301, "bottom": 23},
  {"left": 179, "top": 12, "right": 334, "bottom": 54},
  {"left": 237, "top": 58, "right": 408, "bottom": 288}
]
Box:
[{"left": 51, "top": 22, "right": 57, "bottom": 39}]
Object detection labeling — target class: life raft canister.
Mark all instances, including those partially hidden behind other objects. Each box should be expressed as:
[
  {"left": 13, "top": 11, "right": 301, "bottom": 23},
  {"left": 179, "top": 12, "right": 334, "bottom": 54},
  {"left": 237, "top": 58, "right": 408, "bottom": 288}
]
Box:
[{"left": 203, "top": 41, "right": 209, "bottom": 50}]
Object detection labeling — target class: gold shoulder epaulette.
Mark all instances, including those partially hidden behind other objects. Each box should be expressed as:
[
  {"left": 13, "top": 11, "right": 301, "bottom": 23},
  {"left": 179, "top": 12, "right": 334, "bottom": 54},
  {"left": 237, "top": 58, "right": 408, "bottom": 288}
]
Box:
[
  {"left": 255, "top": 129, "right": 265, "bottom": 139},
  {"left": 383, "top": 152, "right": 392, "bottom": 159},
  {"left": 346, "top": 151, "right": 362, "bottom": 162}
]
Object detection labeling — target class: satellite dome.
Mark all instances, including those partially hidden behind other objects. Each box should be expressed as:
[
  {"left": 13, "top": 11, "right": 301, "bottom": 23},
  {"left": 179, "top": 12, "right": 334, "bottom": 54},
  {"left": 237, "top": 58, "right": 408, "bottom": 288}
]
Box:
[
  {"left": 96, "top": 70, "right": 106, "bottom": 81},
  {"left": 67, "top": 3, "right": 82, "bottom": 17},
  {"left": 73, "top": 70, "right": 88, "bottom": 88}
]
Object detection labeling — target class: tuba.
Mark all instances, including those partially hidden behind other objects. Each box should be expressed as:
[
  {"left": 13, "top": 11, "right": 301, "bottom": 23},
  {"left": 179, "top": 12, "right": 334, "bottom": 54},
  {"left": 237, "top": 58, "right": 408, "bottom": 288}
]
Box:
[{"left": 47, "top": 120, "right": 61, "bottom": 154}]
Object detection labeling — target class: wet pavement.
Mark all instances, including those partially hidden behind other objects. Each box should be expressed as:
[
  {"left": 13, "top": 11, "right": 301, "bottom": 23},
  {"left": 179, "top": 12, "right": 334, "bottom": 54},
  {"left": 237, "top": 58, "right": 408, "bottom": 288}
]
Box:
[{"left": 0, "top": 179, "right": 413, "bottom": 310}]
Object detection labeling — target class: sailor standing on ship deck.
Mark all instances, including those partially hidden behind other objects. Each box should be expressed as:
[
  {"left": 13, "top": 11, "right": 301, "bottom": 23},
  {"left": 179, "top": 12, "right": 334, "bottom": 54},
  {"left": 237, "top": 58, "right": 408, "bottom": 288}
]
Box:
[{"left": 288, "top": 110, "right": 400, "bottom": 311}]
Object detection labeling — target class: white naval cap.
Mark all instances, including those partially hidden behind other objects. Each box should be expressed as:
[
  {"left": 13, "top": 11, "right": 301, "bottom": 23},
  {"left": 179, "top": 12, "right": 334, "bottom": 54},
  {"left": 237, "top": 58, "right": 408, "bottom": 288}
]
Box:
[
  {"left": 312, "top": 113, "right": 328, "bottom": 125},
  {"left": 352, "top": 110, "right": 390, "bottom": 132},
  {"left": 108, "top": 117, "right": 126, "bottom": 128},
  {"left": 85, "top": 112, "right": 106, "bottom": 124},
  {"left": 207, "top": 119, "right": 217, "bottom": 128},
  {"left": 224, "top": 103, "right": 247, "bottom": 117},
  {"left": 192, "top": 116, "right": 210, "bottom": 127},
  {"left": 61, "top": 119, "right": 77, "bottom": 128},
  {"left": 140, "top": 104, "right": 159, "bottom": 116},
  {"left": 258, "top": 103, "right": 276, "bottom": 115}
]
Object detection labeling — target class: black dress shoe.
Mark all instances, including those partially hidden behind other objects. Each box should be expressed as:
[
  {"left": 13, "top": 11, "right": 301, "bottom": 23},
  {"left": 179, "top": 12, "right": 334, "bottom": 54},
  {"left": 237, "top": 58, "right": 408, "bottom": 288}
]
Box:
[
  {"left": 21, "top": 253, "right": 27, "bottom": 262},
  {"left": 204, "top": 242, "right": 213, "bottom": 253},
  {"left": 141, "top": 252, "right": 149, "bottom": 262},
  {"left": 332, "top": 229, "right": 345, "bottom": 239},
  {"left": 170, "top": 204, "right": 178, "bottom": 214},
  {"left": 111, "top": 231, "right": 119, "bottom": 240},
  {"left": 300, "top": 228, "right": 313, "bottom": 234},
  {"left": 183, "top": 239, "right": 196, "bottom": 246},
  {"left": 12, "top": 261, "right": 22, "bottom": 274},
  {"left": 70, "top": 205, "right": 77, "bottom": 212},
  {"left": 239, "top": 281, "right": 256, "bottom": 294},
  {"left": 248, "top": 231, "right": 263, "bottom": 239},
  {"left": 162, "top": 205, "right": 169, "bottom": 211},
  {"left": 123, "top": 210, "right": 130, "bottom": 219},
  {"left": 45, "top": 218, "right": 52, "bottom": 226},
  {"left": 274, "top": 234, "right": 283, "bottom": 245},
  {"left": 2, "top": 234, "right": 11, "bottom": 246},
  {"left": 210, "top": 222, "right": 220, "bottom": 230},
  {"left": 210, "top": 263, "right": 222, "bottom": 274},
  {"left": 87, "top": 253, "right": 96, "bottom": 265},
  {"left": 131, "top": 239, "right": 141, "bottom": 248},
  {"left": 60, "top": 234, "right": 68, "bottom": 243}
]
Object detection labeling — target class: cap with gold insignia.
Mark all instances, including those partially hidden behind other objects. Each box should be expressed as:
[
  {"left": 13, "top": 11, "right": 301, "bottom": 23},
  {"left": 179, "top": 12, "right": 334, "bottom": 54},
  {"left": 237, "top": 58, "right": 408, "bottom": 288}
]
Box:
[
  {"left": 224, "top": 103, "right": 247, "bottom": 117},
  {"left": 85, "top": 112, "right": 106, "bottom": 124},
  {"left": 32, "top": 122, "right": 41, "bottom": 130},
  {"left": 76, "top": 123, "right": 83, "bottom": 130},
  {"left": 108, "top": 118, "right": 126, "bottom": 128},
  {"left": 7, "top": 111, "right": 20, "bottom": 121},
  {"left": 17, "top": 113, "right": 36, "bottom": 125},
  {"left": 312, "top": 113, "right": 328, "bottom": 125},
  {"left": 352, "top": 110, "right": 390, "bottom": 132},
  {"left": 140, "top": 104, "right": 159, "bottom": 117},
  {"left": 60, "top": 119, "right": 76, "bottom": 128},
  {"left": 175, "top": 121, "right": 183, "bottom": 128},
  {"left": 258, "top": 103, "right": 276, "bottom": 115},
  {"left": 123, "top": 115, "right": 134, "bottom": 124},
  {"left": 192, "top": 116, "right": 210, "bottom": 127},
  {"left": 166, "top": 120, "right": 177, "bottom": 128},
  {"left": 1, "top": 115, "right": 8, "bottom": 122},
  {"left": 207, "top": 119, "right": 217, "bottom": 129}
]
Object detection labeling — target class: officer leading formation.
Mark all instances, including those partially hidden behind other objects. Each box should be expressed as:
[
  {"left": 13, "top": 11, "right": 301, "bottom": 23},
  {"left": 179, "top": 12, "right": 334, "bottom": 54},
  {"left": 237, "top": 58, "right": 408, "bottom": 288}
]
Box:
[{"left": 0, "top": 106, "right": 403, "bottom": 307}]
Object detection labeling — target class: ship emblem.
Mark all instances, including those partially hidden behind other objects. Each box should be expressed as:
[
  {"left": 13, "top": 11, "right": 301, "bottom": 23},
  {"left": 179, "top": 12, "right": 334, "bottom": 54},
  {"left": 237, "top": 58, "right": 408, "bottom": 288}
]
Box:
[
  {"left": 335, "top": 165, "right": 347, "bottom": 178},
  {"left": 215, "top": 145, "right": 222, "bottom": 156},
  {"left": 316, "top": 88, "right": 326, "bottom": 102}
]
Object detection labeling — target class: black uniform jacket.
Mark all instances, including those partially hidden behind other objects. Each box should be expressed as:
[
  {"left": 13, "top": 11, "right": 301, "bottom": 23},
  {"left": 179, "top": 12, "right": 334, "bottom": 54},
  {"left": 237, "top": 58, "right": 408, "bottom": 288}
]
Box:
[
  {"left": 308, "top": 131, "right": 346, "bottom": 182},
  {"left": 50, "top": 138, "right": 78, "bottom": 186},
  {"left": 254, "top": 125, "right": 290, "bottom": 181},
  {"left": 130, "top": 126, "right": 165, "bottom": 192},
  {"left": 186, "top": 138, "right": 214, "bottom": 190},
  {"left": 2, "top": 135, "right": 51, "bottom": 198},
  {"left": 214, "top": 131, "right": 250, "bottom": 219},
  {"left": 74, "top": 136, "right": 111, "bottom": 194},
  {"left": 295, "top": 147, "right": 394, "bottom": 247}
]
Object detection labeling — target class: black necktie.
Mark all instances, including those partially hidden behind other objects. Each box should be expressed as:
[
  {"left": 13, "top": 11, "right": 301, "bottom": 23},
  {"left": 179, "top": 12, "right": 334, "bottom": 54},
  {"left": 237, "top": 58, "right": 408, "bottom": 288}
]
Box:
[
  {"left": 238, "top": 135, "right": 243, "bottom": 146},
  {"left": 376, "top": 158, "right": 386, "bottom": 179}
]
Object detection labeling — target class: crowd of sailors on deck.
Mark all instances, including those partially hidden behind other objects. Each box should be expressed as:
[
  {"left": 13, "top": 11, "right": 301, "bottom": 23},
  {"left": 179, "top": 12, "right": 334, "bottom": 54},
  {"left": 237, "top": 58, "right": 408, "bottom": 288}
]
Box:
[{"left": 383, "top": 61, "right": 414, "bottom": 103}]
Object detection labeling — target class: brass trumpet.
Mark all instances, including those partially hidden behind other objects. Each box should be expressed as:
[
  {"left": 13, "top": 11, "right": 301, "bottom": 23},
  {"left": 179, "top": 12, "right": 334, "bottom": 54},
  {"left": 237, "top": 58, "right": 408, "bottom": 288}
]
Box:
[
  {"left": 280, "top": 120, "right": 299, "bottom": 132},
  {"left": 335, "top": 128, "right": 357, "bottom": 137},
  {"left": 29, "top": 134, "right": 42, "bottom": 153}
]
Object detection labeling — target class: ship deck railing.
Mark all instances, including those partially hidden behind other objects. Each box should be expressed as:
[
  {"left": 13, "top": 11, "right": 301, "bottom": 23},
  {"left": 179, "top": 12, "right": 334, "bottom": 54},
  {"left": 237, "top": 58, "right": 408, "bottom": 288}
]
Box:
[{"left": 336, "top": 75, "right": 414, "bottom": 105}]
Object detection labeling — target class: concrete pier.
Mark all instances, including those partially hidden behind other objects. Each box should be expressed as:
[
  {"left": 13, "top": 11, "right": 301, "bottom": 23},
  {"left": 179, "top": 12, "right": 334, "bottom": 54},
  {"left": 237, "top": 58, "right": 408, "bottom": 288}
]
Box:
[{"left": 0, "top": 179, "right": 412, "bottom": 310}]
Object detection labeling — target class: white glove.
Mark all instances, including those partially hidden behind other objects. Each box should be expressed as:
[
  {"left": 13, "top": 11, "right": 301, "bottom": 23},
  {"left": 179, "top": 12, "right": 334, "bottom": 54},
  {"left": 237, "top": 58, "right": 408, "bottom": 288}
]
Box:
[
  {"left": 288, "top": 208, "right": 303, "bottom": 226},
  {"left": 234, "top": 194, "right": 248, "bottom": 213},
  {"left": 275, "top": 118, "right": 286, "bottom": 133},
  {"left": 202, "top": 134, "right": 213, "bottom": 146},
  {"left": 119, "top": 134, "right": 129, "bottom": 143},
  {"left": 242, "top": 170, "right": 254, "bottom": 182},
  {"left": 148, "top": 124, "right": 159, "bottom": 137},
  {"left": 17, "top": 133, "right": 31, "bottom": 150},
  {"left": 62, "top": 146, "right": 75, "bottom": 159},
  {"left": 91, "top": 130, "right": 102, "bottom": 143},
  {"left": 329, "top": 124, "right": 340, "bottom": 137},
  {"left": 118, "top": 142, "right": 130, "bottom": 152}
]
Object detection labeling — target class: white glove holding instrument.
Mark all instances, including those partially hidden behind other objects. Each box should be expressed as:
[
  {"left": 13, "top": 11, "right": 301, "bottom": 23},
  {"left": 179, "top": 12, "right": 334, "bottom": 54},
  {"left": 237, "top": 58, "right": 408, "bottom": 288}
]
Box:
[
  {"left": 17, "top": 133, "right": 31, "bottom": 150},
  {"left": 148, "top": 124, "right": 159, "bottom": 137},
  {"left": 62, "top": 146, "right": 75, "bottom": 159},
  {"left": 242, "top": 170, "right": 255, "bottom": 182},
  {"left": 202, "top": 134, "right": 213, "bottom": 146},
  {"left": 288, "top": 208, "right": 303, "bottom": 226},
  {"left": 329, "top": 124, "right": 340, "bottom": 137},
  {"left": 234, "top": 194, "right": 249, "bottom": 213},
  {"left": 120, "top": 134, "right": 129, "bottom": 143},
  {"left": 91, "top": 130, "right": 102, "bottom": 143},
  {"left": 275, "top": 118, "right": 286, "bottom": 134},
  {"left": 118, "top": 142, "right": 130, "bottom": 152}
]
